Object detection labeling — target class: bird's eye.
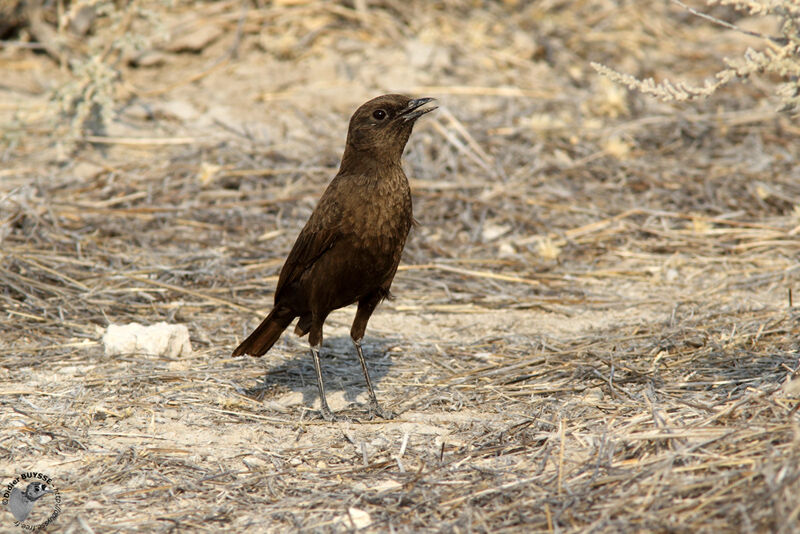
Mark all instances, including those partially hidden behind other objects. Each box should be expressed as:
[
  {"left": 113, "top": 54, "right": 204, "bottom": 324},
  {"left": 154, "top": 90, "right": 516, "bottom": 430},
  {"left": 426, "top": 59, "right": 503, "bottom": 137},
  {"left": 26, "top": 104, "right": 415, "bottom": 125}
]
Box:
[{"left": 372, "top": 109, "right": 387, "bottom": 120}]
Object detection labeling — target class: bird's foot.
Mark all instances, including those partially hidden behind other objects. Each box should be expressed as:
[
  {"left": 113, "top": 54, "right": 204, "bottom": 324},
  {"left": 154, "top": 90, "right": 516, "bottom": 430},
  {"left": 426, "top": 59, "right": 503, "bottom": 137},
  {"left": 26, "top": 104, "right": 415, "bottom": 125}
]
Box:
[
  {"left": 317, "top": 404, "right": 338, "bottom": 422},
  {"left": 368, "top": 402, "right": 396, "bottom": 420}
]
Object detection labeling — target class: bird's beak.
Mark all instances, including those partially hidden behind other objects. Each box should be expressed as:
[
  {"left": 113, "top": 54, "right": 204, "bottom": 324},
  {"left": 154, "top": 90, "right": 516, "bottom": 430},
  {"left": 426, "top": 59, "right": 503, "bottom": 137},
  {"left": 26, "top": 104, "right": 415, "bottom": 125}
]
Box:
[{"left": 400, "top": 97, "right": 437, "bottom": 122}]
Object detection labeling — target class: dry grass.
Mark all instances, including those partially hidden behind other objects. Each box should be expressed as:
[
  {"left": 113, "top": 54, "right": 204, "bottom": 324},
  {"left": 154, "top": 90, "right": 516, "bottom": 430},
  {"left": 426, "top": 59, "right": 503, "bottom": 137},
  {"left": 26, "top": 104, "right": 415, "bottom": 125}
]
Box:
[{"left": 1, "top": 0, "right": 800, "bottom": 532}]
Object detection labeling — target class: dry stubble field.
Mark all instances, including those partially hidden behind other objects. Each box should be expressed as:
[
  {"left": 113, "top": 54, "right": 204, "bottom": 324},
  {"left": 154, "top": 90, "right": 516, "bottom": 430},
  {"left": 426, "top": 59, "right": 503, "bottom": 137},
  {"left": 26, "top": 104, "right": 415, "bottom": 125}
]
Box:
[{"left": 1, "top": 1, "right": 800, "bottom": 532}]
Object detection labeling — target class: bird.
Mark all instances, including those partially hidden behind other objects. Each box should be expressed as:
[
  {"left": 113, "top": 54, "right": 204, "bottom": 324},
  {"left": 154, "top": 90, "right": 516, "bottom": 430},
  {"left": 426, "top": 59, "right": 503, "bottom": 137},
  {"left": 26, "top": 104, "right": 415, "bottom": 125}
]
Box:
[
  {"left": 7, "top": 482, "right": 52, "bottom": 522},
  {"left": 233, "top": 94, "right": 436, "bottom": 421}
]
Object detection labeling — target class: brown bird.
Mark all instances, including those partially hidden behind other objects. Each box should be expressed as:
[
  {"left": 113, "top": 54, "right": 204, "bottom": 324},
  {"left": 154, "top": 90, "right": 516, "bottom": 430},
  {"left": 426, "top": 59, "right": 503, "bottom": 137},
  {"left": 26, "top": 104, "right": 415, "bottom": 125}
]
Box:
[{"left": 233, "top": 94, "right": 436, "bottom": 421}]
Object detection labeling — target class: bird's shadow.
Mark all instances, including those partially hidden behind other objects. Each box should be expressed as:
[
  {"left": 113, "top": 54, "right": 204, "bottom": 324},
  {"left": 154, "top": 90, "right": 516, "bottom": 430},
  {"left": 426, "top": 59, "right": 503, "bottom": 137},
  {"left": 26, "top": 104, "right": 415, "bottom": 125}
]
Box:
[{"left": 241, "top": 335, "right": 399, "bottom": 413}]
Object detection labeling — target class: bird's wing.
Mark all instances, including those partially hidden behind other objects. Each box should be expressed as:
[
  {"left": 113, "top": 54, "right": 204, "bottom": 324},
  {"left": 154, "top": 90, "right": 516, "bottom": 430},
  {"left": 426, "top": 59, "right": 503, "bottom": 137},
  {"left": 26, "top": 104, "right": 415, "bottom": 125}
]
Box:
[{"left": 274, "top": 186, "right": 345, "bottom": 301}]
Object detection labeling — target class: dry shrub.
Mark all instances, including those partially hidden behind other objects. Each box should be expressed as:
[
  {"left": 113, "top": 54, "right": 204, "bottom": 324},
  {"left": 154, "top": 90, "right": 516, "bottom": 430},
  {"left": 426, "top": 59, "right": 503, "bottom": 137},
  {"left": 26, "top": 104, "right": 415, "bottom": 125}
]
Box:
[
  {"left": 18, "top": 1, "right": 170, "bottom": 147},
  {"left": 593, "top": 0, "right": 800, "bottom": 113}
]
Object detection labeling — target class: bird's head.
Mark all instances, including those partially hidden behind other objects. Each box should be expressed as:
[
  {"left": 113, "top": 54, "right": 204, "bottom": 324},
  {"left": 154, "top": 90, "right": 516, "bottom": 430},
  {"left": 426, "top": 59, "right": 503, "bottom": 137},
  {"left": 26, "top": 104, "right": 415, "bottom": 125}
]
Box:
[
  {"left": 343, "top": 94, "right": 437, "bottom": 165},
  {"left": 24, "top": 482, "right": 53, "bottom": 502}
]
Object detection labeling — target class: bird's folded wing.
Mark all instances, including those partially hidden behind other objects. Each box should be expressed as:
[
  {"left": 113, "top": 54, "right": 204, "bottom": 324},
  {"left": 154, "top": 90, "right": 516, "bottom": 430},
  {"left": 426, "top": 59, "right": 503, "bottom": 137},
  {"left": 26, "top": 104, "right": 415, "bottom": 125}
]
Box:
[{"left": 274, "top": 196, "right": 344, "bottom": 300}]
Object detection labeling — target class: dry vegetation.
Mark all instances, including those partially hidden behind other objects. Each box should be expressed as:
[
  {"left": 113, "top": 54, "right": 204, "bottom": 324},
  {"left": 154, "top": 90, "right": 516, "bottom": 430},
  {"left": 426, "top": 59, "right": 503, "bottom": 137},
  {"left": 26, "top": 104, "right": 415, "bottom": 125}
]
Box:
[
  {"left": 594, "top": 0, "right": 800, "bottom": 110},
  {"left": 1, "top": 0, "right": 800, "bottom": 532}
]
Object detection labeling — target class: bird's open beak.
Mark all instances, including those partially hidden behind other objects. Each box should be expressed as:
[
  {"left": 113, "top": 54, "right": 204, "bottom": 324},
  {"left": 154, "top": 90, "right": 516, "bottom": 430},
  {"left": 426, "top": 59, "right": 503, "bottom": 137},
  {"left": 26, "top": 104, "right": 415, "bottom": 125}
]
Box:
[{"left": 400, "top": 97, "right": 437, "bottom": 122}]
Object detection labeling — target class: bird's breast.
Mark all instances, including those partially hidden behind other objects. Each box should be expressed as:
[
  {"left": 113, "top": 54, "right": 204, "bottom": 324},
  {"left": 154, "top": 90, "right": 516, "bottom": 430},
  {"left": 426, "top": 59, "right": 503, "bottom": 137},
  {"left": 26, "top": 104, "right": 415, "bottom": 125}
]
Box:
[{"left": 342, "top": 171, "right": 412, "bottom": 242}]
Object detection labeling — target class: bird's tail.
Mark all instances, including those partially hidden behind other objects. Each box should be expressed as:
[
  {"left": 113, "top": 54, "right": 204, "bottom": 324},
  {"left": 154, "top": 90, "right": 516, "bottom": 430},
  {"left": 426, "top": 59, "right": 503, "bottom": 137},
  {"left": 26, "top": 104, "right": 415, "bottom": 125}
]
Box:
[{"left": 232, "top": 306, "right": 296, "bottom": 357}]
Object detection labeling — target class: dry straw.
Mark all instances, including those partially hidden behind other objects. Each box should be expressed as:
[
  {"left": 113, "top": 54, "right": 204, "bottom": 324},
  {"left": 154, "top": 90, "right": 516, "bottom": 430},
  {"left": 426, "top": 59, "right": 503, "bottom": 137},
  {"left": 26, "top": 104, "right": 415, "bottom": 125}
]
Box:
[{"left": 1, "top": 0, "right": 800, "bottom": 532}]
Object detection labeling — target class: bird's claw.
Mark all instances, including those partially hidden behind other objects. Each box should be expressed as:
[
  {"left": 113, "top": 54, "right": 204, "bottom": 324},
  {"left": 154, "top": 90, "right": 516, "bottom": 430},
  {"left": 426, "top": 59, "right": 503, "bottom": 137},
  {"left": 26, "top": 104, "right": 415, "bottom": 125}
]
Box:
[
  {"left": 368, "top": 403, "right": 396, "bottom": 420},
  {"left": 319, "top": 406, "right": 337, "bottom": 422}
]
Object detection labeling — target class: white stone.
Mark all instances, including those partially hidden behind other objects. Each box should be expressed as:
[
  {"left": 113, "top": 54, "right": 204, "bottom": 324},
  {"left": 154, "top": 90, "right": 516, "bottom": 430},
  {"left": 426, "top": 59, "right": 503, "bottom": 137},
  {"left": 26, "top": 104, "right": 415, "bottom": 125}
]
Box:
[{"left": 102, "top": 322, "right": 192, "bottom": 357}]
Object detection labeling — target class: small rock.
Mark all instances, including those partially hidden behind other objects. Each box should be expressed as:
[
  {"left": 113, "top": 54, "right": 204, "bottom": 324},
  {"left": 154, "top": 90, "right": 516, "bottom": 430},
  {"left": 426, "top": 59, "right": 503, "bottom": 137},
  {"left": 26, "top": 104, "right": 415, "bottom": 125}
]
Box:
[
  {"left": 482, "top": 223, "right": 511, "bottom": 242},
  {"left": 165, "top": 24, "right": 224, "bottom": 53},
  {"left": 102, "top": 322, "right": 191, "bottom": 357},
  {"left": 129, "top": 50, "right": 168, "bottom": 68},
  {"left": 69, "top": 6, "right": 96, "bottom": 36},
  {"left": 498, "top": 241, "right": 516, "bottom": 257},
  {"left": 72, "top": 161, "right": 106, "bottom": 181},
  {"left": 336, "top": 508, "right": 371, "bottom": 530},
  {"left": 84, "top": 500, "right": 104, "bottom": 510},
  {"left": 369, "top": 479, "right": 402, "bottom": 493},
  {"left": 153, "top": 100, "right": 200, "bottom": 122}
]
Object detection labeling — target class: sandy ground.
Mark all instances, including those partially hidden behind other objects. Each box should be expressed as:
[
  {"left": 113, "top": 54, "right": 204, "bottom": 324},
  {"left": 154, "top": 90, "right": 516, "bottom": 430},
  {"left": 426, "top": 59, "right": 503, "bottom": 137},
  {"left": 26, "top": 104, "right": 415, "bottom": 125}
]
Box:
[{"left": 2, "top": 1, "right": 800, "bottom": 532}]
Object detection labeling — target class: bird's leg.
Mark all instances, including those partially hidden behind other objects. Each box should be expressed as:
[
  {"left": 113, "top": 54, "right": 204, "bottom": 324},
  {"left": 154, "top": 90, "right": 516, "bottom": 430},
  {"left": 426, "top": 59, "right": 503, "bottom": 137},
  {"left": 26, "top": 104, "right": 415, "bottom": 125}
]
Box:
[
  {"left": 309, "top": 343, "right": 335, "bottom": 421},
  {"left": 352, "top": 338, "right": 395, "bottom": 420},
  {"left": 351, "top": 292, "right": 395, "bottom": 419}
]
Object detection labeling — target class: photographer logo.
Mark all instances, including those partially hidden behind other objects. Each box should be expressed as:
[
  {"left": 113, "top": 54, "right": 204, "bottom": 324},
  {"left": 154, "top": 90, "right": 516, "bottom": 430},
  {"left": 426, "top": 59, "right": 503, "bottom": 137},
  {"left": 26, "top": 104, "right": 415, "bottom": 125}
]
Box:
[{"left": 3, "top": 472, "right": 61, "bottom": 531}]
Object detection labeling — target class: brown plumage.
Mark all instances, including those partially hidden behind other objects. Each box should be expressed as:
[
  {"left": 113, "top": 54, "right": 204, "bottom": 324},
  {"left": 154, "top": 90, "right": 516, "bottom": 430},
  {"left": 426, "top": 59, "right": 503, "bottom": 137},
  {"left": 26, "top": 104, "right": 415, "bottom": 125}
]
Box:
[{"left": 233, "top": 94, "right": 436, "bottom": 421}]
